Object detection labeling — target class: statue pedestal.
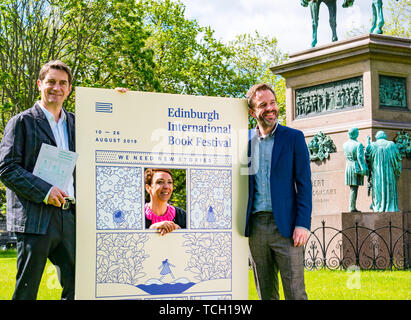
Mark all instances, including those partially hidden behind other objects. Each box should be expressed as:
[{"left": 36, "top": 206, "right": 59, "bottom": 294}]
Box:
[
  {"left": 341, "top": 211, "right": 409, "bottom": 269},
  {"left": 271, "top": 34, "right": 411, "bottom": 234}
]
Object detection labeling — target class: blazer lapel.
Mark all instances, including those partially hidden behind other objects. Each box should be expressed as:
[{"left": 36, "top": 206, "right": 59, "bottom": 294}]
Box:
[
  {"left": 271, "top": 124, "right": 286, "bottom": 169},
  {"left": 32, "top": 103, "right": 57, "bottom": 146},
  {"left": 248, "top": 128, "right": 260, "bottom": 177},
  {"left": 65, "top": 110, "right": 75, "bottom": 151}
]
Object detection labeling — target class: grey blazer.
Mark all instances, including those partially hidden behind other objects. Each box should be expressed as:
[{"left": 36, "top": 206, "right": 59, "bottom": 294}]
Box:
[{"left": 0, "top": 102, "right": 75, "bottom": 234}]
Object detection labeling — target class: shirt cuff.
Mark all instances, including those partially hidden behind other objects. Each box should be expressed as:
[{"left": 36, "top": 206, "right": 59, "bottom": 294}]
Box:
[
  {"left": 43, "top": 187, "right": 52, "bottom": 204},
  {"left": 295, "top": 226, "right": 310, "bottom": 232}
]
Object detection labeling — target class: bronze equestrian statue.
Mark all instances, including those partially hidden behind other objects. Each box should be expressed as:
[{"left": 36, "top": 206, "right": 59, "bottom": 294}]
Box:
[
  {"left": 371, "top": 0, "right": 399, "bottom": 34},
  {"left": 301, "top": 0, "right": 354, "bottom": 47},
  {"left": 302, "top": 0, "right": 400, "bottom": 47}
]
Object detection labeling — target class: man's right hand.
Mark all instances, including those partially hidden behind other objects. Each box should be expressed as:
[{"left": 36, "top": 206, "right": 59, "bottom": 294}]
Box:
[{"left": 47, "top": 186, "right": 68, "bottom": 207}]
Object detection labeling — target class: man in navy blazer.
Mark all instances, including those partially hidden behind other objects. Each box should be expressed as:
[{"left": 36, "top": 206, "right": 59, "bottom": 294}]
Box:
[
  {"left": 0, "top": 60, "right": 75, "bottom": 299},
  {"left": 245, "top": 83, "right": 312, "bottom": 300}
]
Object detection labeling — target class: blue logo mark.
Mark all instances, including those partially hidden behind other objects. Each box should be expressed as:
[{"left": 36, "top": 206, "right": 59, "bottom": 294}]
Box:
[{"left": 96, "top": 102, "right": 113, "bottom": 113}]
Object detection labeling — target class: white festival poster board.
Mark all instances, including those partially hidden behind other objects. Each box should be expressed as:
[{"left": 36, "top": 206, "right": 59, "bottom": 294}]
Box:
[{"left": 75, "top": 88, "right": 250, "bottom": 300}]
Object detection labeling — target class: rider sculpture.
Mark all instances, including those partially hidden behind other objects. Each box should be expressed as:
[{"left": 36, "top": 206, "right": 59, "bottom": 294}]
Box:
[
  {"left": 302, "top": 0, "right": 399, "bottom": 47},
  {"left": 301, "top": 0, "right": 354, "bottom": 47}
]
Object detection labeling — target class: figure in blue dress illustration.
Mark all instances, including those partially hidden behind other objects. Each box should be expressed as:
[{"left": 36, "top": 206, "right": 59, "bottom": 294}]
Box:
[
  {"left": 136, "top": 258, "right": 195, "bottom": 295},
  {"left": 206, "top": 206, "right": 216, "bottom": 223},
  {"left": 159, "top": 259, "right": 175, "bottom": 281}
]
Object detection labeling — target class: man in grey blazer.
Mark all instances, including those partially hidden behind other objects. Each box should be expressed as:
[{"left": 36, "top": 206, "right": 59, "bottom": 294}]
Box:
[{"left": 0, "top": 60, "right": 75, "bottom": 300}]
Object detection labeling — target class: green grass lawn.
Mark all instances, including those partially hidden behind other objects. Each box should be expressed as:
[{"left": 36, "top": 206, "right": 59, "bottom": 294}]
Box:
[
  {"left": 0, "top": 250, "right": 62, "bottom": 300},
  {"left": 249, "top": 268, "right": 411, "bottom": 300},
  {"left": 1, "top": 250, "right": 410, "bottom": 300}
]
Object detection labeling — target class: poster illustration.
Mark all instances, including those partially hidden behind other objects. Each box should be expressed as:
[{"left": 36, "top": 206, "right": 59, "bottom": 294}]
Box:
[{"left": 75, "top": 88, "right": 249, "bottom": 300}]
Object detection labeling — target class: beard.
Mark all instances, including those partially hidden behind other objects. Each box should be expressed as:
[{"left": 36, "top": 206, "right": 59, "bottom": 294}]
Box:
[{"left": 257, "top": 111, "right": 277, "bottom": 130}]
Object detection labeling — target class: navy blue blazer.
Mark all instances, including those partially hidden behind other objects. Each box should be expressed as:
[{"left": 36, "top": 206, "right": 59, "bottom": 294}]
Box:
[
  {"left": 245, "top": 124, "right": 312, "bottom": 238},
  {"left": 0, "top": 102, "right": 75, "bottom": 234}
]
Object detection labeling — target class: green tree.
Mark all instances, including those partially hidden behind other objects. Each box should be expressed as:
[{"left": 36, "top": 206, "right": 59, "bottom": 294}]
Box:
[
  {"left": 76, "top": 0, "right": 159, "bottom": 95},
  {"left": 0, "top": 0, "right": 107, "bottom": 117},
  {"left": 139, "top": 0, "right": 201, "bottom": 95},
  {"left": 169, "top": 169, "right": 186, "bottom": 210},
  {"left": 0, "top": 0, "right": 157, "bottom": 120},
  {"left": 346, "top": 0, "right": 410, "bottom": 38},
  {"left": 0, "top": 183, "right": 5, "bottom": 215},
  {"left": 383, "top": 0, "right": 411, "bottom": 38},
  {"left": 139, "top": 0, "right": 287, "bottom": 102},
  {"left": 139, "top": 0, "right": 239, "bottom": 97},
  {"left": 0, "top": 0, "right": 287, "bottom": 121},
  {"left": 0, "top": 0, "right": 158, "bottom": 208},
  {"left": 227, "top": 31, "right": 288, "bottom": 126},
  {"left": 191, "top": 26, "right": 240, "bottom": 97}
]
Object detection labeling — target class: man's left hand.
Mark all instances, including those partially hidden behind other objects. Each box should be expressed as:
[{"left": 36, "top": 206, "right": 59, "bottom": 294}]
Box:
[{"left": 293, "top": 227, "right": 310, "bottom": 247}]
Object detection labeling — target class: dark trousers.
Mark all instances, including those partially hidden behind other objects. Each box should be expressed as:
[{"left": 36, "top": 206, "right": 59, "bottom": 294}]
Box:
[
  {"left": 13, "top": 209, "right": 75, "bottom": 300},
  {"left": 248, "top": 212, "right": 307, "bottom": 300}
]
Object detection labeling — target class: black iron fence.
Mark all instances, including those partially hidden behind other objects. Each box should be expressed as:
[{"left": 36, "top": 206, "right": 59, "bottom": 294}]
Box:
[{"left": 304, "top": 221, "right": 410, "bottom": 270}]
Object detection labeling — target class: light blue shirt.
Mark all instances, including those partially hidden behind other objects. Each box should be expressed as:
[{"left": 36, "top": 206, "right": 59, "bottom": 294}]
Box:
[
  {"left": 251, "top": 123, "right": 278, "bottom": 214},
  {"left": 250, "top": 122, "right": 309, "bottom": 232},
  {"left": 40, "top": 104, "right": 75, "bottom": 200}
]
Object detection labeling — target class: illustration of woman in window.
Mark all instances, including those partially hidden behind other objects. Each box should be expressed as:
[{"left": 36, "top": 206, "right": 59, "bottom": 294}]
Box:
[{"left": 145, "top": 168, "right": 186, "bottom": 235}]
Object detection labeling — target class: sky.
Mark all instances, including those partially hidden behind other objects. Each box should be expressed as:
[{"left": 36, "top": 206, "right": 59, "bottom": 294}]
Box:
[{"left": 177, "top": 0, "right": 376, "bottom": 54}]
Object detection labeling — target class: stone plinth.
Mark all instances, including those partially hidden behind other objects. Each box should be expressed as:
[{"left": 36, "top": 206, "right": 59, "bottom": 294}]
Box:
[
  {"left": 341, "top": 211, "right": 409, "bottom": 269},
  {"left": 271, "top": 34, "right": 411, "bottom": 233}
]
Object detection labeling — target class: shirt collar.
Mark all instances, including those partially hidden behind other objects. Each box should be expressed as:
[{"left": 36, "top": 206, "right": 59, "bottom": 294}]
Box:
[
  {"left": 39, "top": 102, "right": 66, "bottom": 124},
  {"left": 255, "top": 120, "right": 278, "bottom": 140}
]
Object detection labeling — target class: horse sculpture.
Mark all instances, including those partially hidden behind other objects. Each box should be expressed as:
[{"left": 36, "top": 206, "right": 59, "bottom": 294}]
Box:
[
  {"left": 301, "top": 0, "right": 354, "bottom": 47},
  {"left": 371, "top": 0, "right": 399, "bottom": 34}
]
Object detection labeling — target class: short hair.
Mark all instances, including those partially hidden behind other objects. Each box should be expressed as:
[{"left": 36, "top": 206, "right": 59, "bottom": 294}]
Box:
[
  {"left": 38, "top": 60, "right": 73, "bottom": 85},
  {"left": 375, "top": 131, "right": 387, "bottom": 140},
  {"left": 145, "top": 168, "right": 173, "bottom": 186},
  {"left": 246, "top": 83, "right": 277, "bottom": 110},
  {"left": 348, "top": 127, "right": 359, "bottom": 139}
]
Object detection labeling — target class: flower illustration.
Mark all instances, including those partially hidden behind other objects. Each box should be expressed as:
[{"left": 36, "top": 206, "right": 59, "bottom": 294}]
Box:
[
  {"left": 113, "top": 210, "right": 126, "bottom": 224},
  {"left": 213, "top": 188, "right": 224, "bottom": 200}
]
